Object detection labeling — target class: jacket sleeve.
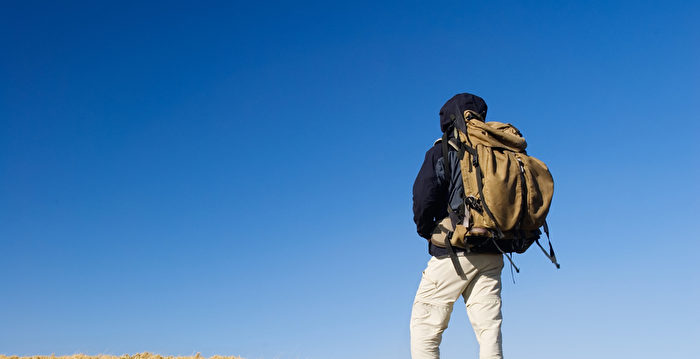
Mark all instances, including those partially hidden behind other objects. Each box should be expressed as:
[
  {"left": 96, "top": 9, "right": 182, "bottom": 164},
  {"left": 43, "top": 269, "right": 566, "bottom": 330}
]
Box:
[{"left": 412, "top": 143, "right": 448, "bottom": 239}]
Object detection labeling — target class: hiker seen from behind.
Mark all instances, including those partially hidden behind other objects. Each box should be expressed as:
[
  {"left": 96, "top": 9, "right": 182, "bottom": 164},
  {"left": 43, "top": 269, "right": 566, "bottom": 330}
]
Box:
[{"left": 410, "top": 93, "right": 559, "bottom": 359}]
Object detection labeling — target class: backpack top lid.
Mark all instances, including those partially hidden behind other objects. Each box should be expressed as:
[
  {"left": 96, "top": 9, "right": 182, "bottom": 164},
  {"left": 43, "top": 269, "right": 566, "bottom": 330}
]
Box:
[{"left": 439, "top": 93, "right": 488, "bottom": 133}]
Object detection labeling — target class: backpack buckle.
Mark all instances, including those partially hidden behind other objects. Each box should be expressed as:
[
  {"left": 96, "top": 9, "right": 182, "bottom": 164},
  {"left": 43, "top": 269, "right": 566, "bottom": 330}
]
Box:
[{"left": 465, "top": 196, "right": 482, "bottom": 212}]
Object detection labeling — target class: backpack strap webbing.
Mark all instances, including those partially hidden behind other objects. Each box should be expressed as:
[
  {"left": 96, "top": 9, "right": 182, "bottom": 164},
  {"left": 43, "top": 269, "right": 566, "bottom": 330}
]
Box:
[
  {"left": 441, "top": 129, "right": 467, "bottom": 279},
  {"left": 535, "top": 220, "right": 560, "bottom": 269},
  {"left": 444, "top": 230, "right": 466, "bottom": 279}
]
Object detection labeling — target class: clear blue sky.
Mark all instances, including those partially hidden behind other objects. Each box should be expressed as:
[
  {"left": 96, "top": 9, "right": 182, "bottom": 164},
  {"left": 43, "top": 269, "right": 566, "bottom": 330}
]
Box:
[{"left": 1, "top": 1, "right": 699, "bottom": 358}]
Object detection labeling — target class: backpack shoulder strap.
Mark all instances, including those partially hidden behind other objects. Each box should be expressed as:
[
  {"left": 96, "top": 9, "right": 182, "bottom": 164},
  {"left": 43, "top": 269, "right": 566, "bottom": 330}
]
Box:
[{"left": 440, "top": 129, "right": 467, "bottom": 279}]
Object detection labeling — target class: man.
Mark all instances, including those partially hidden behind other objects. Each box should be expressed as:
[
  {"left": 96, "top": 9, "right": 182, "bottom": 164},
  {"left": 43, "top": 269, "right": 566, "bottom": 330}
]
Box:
[{"left": 411, "top": 93, "right": 504, "bottom": 359}]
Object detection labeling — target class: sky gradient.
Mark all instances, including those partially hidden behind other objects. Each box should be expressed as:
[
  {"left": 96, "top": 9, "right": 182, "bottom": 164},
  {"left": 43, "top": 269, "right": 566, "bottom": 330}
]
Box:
[{"left": 2, "top": 1, "right": 699, "bottom": 358}]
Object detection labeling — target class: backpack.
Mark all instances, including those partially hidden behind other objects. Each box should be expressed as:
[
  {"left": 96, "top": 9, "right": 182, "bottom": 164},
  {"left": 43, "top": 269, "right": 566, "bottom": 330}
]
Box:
[{"left": 430, "top": 110, "right": 559, "bottom": 275}]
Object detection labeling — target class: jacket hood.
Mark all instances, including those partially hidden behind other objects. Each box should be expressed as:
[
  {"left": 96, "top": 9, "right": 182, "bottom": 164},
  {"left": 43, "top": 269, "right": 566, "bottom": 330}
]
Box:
[{"left": 439, "top": 93, "right": 488, "bottom": 133}]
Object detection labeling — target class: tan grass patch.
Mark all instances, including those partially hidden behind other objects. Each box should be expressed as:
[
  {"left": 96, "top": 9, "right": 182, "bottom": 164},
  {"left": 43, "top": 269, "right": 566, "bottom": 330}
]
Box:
[{"left": 0, "top": 353, "right": 244, "bottom": 359}]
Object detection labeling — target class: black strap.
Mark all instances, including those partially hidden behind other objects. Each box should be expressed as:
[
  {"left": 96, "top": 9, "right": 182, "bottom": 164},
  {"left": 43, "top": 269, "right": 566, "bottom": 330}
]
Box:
[
  {"left": 535, "top": 220, "right": 560, "bottom": 269},
  {"left": 441, "top": 128, "right": 467, "bottom": 278},
  {"left": 472, "top": 155, "right": 504, "bottom": 240},
  {"left": 444, "top": 230, "right": 466, "bottom": 279},
  {"left": 488, "top": 237, "right": 520, "bottom": 273},
  {"left": 516, "top": 159, "right": 527, "bottom": 232},
  {"left": 453, "top": 103, "right": 467, "bottom": 134}
]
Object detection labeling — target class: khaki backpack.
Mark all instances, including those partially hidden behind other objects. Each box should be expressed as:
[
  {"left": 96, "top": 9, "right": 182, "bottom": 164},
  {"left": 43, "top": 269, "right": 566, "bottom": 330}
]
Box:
[{"left": 431, "top": 110, "right": 559, "bottom": 273}]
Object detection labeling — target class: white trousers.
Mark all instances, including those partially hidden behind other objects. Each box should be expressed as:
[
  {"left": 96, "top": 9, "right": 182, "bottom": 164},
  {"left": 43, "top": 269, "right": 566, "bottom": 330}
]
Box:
[{"left": 410, "top": 253, "right": 504, "bottom": 359}]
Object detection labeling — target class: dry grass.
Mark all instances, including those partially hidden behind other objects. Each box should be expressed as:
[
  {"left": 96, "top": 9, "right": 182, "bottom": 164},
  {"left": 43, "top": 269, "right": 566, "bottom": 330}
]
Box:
[{"left": 0, "top": 354, "right": 244, "bottom": 359}]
